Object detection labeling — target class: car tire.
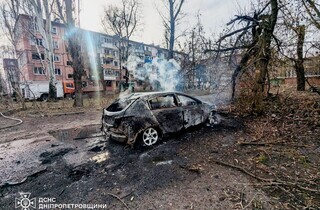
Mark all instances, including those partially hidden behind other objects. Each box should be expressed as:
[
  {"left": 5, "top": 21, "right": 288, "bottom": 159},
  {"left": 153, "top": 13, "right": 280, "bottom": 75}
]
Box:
[
  {"left": 40, "top": 94, "right": 48, "bottom": 102},
  {"left": 141, "top": 127, "right": 159, "bottom": 146},
  {"left": 207, "top": 112, "right": 221, "bottom": 126}
]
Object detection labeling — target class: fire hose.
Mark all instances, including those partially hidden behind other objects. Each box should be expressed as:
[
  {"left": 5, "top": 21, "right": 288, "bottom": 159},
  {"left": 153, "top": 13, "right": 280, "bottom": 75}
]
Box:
[{"left": 0, "top": 112, "right": 23, "bottom": 130}]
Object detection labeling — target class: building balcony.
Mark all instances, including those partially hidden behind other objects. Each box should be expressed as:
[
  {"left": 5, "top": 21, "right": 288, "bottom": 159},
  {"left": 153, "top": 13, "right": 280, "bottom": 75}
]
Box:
[
  {"left": 101, "top": 42, "right": 117, "bottom": 49},
  {"left": 104, "top": 54, "right": 114, "bottom": 59},
  {"left": 144, "top": 50, "right": 152, "bottom": 56},
  {"left": 134, "top": 49, "right": 144, "bottom": 54}
]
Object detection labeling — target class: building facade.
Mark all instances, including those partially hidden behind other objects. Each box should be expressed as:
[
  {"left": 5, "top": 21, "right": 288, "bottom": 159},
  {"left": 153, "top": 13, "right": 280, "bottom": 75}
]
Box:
[
  {"left": 275, "top": 56, "right": 320, "bottom": 87},
  {"left": 12, "top": 14, "right": 182, "bottom": 95},
  {"left": 0, "top": 46, "right": 16, "bottom": 95}
]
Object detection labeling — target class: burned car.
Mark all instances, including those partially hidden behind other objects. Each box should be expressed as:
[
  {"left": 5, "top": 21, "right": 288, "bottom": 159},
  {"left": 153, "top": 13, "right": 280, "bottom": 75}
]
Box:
[{"left": 101, "top": 92, "right": 220, "bottom": 147}]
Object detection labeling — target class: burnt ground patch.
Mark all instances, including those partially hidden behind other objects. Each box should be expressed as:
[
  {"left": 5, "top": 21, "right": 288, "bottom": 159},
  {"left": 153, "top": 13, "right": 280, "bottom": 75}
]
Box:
[
  {"left": 0, "top": 114, "right": 279, "bottom": 209},
  {"left": 39, "top": 148, "right": 74, "bottom": 164}
]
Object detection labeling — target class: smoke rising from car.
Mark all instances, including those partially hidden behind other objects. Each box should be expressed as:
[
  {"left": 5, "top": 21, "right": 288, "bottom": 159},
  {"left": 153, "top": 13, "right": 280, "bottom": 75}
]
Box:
[{"left": 126, "top": 54, "right": 182, "bottom": 92}]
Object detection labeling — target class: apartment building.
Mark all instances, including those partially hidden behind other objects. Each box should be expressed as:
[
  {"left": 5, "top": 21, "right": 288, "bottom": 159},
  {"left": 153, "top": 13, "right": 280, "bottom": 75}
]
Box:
[
  {"left": 0, "top": 46, "right": 16, "bottom": 95},
  {"left": 275, "top": 55, "right": 320, "bottom": 87},
  {"left": 12, "top": 14, "right": 183, "bottom": 94}
]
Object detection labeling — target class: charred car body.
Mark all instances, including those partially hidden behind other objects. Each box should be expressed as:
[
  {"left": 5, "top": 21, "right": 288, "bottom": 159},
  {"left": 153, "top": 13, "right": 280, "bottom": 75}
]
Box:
[{"left": 101, "top": 92, "right": 220, "bottom": 146}]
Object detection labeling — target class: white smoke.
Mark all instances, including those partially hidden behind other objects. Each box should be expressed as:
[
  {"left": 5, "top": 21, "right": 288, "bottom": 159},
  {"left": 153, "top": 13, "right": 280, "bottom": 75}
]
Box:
[{"left": 126, "top": 54, "right": 182, "bottom": 92}]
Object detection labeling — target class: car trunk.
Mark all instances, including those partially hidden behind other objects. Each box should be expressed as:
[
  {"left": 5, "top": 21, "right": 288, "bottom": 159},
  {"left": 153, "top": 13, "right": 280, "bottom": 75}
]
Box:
[{"left": 103, "top": 97, "right": 137, "bottom": 128}]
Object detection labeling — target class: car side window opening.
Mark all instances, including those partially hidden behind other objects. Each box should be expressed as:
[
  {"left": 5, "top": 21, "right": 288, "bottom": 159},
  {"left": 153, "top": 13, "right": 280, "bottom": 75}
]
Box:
[
  {"left": 149, "top": 95, "right": 177, "bottom": 110},
  {"left": 177, "top": 95, "right": 198, "bottom": 106},
  {"left": 107, "top": 98, "right": 135, "bottom": 112}
]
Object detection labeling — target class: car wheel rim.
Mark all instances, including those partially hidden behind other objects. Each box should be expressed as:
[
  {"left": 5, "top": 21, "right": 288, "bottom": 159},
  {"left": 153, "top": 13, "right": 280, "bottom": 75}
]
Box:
[
  {"left": 209, "top": 112, "right": 220, "bottom": 125},
  {"left": 142, "top": 128, "right": 158, "bottom": 146}
]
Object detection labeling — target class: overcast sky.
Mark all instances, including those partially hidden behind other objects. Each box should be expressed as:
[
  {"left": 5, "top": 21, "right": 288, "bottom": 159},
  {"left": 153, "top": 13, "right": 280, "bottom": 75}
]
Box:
[{"left": 80, "top": 0, "right": 251, "bottom": 46}]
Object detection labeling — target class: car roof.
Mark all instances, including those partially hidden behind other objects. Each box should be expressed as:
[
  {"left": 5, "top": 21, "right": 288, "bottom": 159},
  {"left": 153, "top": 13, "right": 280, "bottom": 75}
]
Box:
[{"left": 121, "top": 91, "right": 201, "bottom": 102}]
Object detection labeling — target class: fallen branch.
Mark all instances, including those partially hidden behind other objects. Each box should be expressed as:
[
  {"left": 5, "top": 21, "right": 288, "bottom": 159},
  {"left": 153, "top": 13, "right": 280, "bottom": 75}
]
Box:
[
  {"left": 107, "top": 193, "right": 130, "bottom": 210},
  {"left": 210, "top": 159, "right": 320, "bottom": 194},
  {"left": 120, "top": 191, "right": 135, "bottom": 199},
  {"left": 238, "top": 142, "right": 267, "bottom": 146},
  {"left": 210, "top": 159, "right": 274, "bottom": 182},
  {"left": 238, "top": 141, "right": 312, "bottom": 148}
]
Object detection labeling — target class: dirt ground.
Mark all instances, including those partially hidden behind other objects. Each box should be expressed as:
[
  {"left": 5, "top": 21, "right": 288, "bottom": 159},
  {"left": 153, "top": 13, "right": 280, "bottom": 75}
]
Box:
[{"left": 0, "top": 92, "right": 319, "bottom": 210}]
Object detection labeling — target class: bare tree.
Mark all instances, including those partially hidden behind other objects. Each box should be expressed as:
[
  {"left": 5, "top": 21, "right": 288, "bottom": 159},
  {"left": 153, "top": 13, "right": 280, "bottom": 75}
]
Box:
[
  {"left": 159, "top": 0, "right": 185, "bottom": 59},
  {"left": 102, "top": 0, "right": 140, "bottom": 90},
  {"left": 277, "top": 1, "right": 308, "bottom": 91},
  {"left": 0, "top": 0, "right": 20, "bottom": 47},
  {"left": 180, "top": 13, "right": 213, "bottom": 88},
  {"left": 1, "top": 0, "right": 59, "bottom": 101},
  {"left": 24, "top": 0, "right": 57, "bottom": 100},
  {"left": 302, "top": 0, "right": 320, "bottom": 29},
  {"left": 0, "top": 0, "right": 27, "bottom": 109},
  {"left": 0, "top": 70, "right": 6, "bottom": 98},
  {"left": 56, "top": 0, "right": 84, "bottom": 107},
  {"left": 207, "top": 0, "right": 279, "bottom": 113}
]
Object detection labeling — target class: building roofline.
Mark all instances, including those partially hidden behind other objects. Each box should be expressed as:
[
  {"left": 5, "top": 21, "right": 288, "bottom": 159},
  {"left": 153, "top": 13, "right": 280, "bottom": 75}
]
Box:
[{"left": 15, "top": 13, "right": 186, "bottom": 56}]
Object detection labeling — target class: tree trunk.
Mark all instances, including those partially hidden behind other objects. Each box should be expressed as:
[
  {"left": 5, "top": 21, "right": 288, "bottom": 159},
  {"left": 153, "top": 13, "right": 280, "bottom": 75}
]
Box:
[
  {"left": 65, "top": 0, "right": 84, "bottom": 107},
  {"left": 231, "top": 47, "right": 256, "bottom": 99},
  {"left": 252, "top": 0, "right": 279, "bottom": 113},
  {"left": 69, "top": 33, "right": 84, "bottom": 107},
  {"left": 74, "top": 71, "right": 83, "bottom": 107},
  {"left": 169, "top": 0, "right": 175, "bottom": 59},
  {"left": 296, "top": 25, "right": 306, "bottom": 91},
  {"left": 43, "top": 0, "right": 56, "bottom": 100}
]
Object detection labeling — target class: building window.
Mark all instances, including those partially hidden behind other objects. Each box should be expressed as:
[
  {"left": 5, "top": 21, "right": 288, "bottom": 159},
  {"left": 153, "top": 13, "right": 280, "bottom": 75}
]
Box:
[
  {"left": 52, "top": 27, "right": 57, "bottom": 35},
  {"left": 104, "top": 49, "right": 112, "bottom": 54},
  {"left": 34, "top": 38, "right": 42, "bottom": 46},
  {"left": 106, "top": 80, "right": 112, "bottom": 87},
  {"left": 29, "top": 22, "right": 39, "bottom": 31},
  {"left": 32, "top": 53, "right": 45, "bottom": 60},
  {"left": 114, "top": 61, "right": 118, "bottom": 66},
  {"left": 102, "top": 58, "right": 112, "bottom": 64},
  {"left": 53, "top": 41, "right": 59, "bottom": 49},
  {"left": 55, "top": 68, "right": 61, "bottom": 75},
  {"left": 67, "top": 74, "right": 73, "bottom": 79},
  {"left": 66, "top": 82, "right": 74, "bottom": 88},
  {"left": 33, "top": 67, "right": 45, "bottom": 75},
  {"left": 82, "top": 81, "right": 88, "bottom": 88},
  {"left": 54, "top": 55, "right": 60, "bottom": 62},
  {"left": 67, "top": 61, "right": 73, "bottom": 65}
]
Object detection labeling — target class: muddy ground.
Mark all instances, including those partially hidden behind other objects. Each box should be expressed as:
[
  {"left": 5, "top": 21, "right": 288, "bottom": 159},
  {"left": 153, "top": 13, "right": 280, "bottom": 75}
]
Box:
[{"left": 0, "top": 92, "right": 319, "bottom": 210}]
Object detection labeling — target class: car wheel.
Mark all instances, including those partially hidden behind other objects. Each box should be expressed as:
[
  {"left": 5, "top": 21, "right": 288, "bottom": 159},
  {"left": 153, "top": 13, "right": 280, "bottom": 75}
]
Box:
[
  {"left": 40, "top": 94, "right": 48, "bottom": 102},
  {"left": 142, "top": 127, "right": 159, "bottom": 146},
  {"left": 207, "top": 112, "right": 221, "bottom": 126}
]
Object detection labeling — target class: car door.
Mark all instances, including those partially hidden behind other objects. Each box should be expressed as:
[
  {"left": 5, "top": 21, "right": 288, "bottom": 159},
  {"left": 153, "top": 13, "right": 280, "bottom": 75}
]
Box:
[
  {"left": 176, "top": 94, "right": 205, "bottom": 128},
  {"left": 149, "top": 94, "right": 184, "bottom": 133}
]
